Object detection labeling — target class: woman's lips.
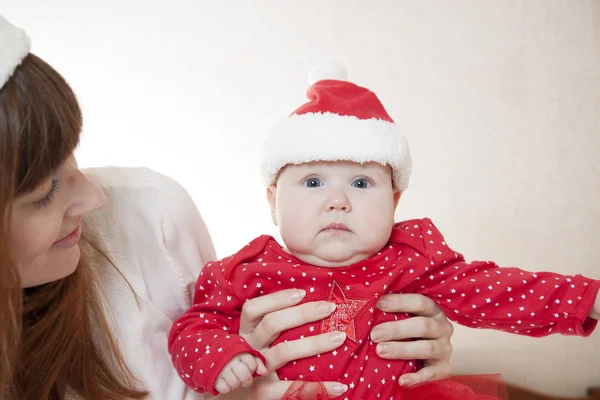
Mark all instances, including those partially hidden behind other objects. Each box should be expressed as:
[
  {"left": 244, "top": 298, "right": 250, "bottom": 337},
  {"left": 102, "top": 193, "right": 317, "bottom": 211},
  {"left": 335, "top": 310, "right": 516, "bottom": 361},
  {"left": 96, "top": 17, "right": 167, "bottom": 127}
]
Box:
[{"left": 53, "top": 222, "right": 82, "bottom": 248}]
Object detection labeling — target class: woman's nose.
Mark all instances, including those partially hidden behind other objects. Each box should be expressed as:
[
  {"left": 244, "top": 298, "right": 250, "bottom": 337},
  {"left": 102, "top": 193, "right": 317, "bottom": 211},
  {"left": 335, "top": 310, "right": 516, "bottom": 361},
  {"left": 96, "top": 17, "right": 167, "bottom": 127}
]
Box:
[{"left": 65, "top": 172, "right": 106, "bottom": 217}]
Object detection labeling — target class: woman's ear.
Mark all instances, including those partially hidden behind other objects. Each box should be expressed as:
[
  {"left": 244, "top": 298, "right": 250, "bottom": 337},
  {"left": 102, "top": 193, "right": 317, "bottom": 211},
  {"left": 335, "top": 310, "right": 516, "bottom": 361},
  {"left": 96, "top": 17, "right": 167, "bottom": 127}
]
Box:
[{"left": 266, "top": 185, "right": 278, "bottom": 225}]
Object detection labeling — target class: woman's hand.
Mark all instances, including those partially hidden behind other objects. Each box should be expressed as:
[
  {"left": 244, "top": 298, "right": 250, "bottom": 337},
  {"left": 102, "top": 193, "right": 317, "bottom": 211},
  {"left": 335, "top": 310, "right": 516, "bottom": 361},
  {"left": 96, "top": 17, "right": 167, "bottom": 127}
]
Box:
[
  {"left": 369, "top": 293, "right": 454, "bottom": 387},
  {"left": 217, "top": 289, "right": 348, "bottom": 400}
]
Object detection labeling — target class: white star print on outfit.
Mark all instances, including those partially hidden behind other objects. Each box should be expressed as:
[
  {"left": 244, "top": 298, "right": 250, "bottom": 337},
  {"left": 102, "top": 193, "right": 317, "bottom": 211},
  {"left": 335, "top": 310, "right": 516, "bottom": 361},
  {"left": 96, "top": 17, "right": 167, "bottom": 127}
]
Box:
[{"left": 168, "top": 218, "right": 600, "bottom": 398}]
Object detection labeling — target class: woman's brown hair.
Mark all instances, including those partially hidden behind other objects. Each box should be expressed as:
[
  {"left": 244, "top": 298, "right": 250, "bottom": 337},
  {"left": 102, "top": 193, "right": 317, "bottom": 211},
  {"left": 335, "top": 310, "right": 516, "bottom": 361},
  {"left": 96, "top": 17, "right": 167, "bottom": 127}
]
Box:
[{"left": 0, "top": 54, "right": 148, "bottom": 399}]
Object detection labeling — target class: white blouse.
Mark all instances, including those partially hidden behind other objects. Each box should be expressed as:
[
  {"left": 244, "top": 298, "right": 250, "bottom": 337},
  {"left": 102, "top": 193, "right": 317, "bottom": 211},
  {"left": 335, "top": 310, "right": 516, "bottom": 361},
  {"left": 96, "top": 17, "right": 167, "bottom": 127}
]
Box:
[{"left": 81, "top": 167, "right": 216, "bottom": 400}]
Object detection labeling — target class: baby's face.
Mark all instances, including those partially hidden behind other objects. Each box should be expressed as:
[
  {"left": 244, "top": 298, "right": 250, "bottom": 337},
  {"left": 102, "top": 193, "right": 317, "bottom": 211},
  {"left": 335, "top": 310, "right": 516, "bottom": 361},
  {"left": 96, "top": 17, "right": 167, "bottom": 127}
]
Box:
[{"left": 267, "top": 161, "right": 400, "bottom": 268}]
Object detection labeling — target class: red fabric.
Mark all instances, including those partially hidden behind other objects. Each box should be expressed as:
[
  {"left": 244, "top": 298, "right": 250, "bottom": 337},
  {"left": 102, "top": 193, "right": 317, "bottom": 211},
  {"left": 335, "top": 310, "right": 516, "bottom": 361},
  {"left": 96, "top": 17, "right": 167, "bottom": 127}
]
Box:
[
  {"left": 169, "top": 218, "right": 600, "bottom": 397},
  {"left": 280, "top": 374, "right": 508, "bottom": 400},
  {"left": 292, "top": 79, "right": 395, "bottom": 122},
  {"left": 282, "top": 381, "right": 332, "bottom": 400},
  {"left": 400, "top": 374, "right": 508, "bottom": 400}
]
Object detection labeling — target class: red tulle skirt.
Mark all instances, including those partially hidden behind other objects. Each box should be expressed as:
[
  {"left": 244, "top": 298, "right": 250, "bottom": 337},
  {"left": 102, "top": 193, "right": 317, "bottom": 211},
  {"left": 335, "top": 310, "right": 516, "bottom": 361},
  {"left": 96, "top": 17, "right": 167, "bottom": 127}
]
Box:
[{"left": 282, "top": 374, "right": 508, "bottom": 400}]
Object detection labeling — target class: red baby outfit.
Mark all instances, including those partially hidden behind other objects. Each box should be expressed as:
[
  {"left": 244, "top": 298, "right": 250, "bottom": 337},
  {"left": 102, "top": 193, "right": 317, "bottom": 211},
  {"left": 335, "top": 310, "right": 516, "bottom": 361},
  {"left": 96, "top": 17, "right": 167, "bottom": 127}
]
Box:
[{"left": 169, "top": 218, "right": 599, "bottom": 399}]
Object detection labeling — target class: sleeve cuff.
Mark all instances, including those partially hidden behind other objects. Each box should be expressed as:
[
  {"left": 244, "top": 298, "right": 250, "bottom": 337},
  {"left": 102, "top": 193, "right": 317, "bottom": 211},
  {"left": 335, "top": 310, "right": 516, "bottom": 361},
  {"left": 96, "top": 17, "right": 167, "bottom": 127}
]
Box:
[
  {"left": 558, "top": 276, "right": 600, "bottom": 336},
  {"left": 193, "top": 340, "right": 265, "bottom": 395}
]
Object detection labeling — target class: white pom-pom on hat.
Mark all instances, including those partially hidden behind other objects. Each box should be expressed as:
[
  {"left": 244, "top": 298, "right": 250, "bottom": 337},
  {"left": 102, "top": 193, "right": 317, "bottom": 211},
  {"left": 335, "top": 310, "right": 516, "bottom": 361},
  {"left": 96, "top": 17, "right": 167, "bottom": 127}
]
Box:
[{"left": 308, "top": 60, "right": 348, "bottom": 85}]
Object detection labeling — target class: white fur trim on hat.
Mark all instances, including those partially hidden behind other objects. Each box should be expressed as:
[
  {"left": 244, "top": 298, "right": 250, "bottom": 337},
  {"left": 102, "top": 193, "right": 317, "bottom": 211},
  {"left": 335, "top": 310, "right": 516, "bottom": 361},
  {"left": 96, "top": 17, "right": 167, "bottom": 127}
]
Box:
[
  {"left": 0, "top": 15, "right": 31, "bottom": 89},
  {"left": 261, "top": 112, "right": 412, "bottom": 191}
]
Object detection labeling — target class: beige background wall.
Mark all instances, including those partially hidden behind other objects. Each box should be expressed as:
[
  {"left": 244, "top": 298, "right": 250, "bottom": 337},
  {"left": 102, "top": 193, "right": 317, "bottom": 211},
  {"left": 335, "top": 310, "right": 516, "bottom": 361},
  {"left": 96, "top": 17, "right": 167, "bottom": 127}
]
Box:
[{"left": 2, "top": 0, "right": 598, "bottom": 396}]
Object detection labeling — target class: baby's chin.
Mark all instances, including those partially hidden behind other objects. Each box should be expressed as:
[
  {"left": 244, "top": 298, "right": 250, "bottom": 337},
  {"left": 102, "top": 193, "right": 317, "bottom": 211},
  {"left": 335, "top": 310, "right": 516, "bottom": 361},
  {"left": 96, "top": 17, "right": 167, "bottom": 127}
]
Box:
[{"left": 287, "top": 246, "right": 372, "bottom": 268}]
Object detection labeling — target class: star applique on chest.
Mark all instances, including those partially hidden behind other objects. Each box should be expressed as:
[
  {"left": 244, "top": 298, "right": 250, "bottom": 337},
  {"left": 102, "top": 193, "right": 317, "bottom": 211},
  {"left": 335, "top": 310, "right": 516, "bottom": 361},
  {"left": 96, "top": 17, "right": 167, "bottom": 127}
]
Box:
[{"left": 321, "top": 281, "right": 369, "bottom": 343}]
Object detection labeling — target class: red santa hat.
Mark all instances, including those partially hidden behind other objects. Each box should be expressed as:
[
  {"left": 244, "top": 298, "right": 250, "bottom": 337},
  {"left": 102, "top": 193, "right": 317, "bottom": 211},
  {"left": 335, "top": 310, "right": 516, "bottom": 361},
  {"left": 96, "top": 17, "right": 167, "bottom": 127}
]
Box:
[
  {"left": 261, "top": 61, "right": 412, "bottom": 191},
  {"left": 0, "top": 15, "right": 31, "bottom": 90}
]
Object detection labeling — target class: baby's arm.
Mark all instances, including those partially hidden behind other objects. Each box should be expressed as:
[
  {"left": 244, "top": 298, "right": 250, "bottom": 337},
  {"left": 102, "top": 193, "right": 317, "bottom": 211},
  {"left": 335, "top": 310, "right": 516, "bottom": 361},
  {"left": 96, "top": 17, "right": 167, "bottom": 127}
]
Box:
[
  {"left": 407, "top": 218, "right": 600, "bottom": 337},
  {"left": 168, "top": 259, "right": 264, "bottom": 395},
  {"left": 214, "top": 353, "right": 268, "bottom": 394}
]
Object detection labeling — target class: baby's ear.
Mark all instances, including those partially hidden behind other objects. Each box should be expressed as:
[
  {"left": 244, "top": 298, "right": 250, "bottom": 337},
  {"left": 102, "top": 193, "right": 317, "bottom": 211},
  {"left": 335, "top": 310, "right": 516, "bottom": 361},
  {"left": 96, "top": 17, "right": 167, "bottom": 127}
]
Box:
[
  {"left": 266, "top": 185, "right": 278, "bottom": 225},
  {"left": 393, "top": 189, "right": 402, "bottom": 211}
]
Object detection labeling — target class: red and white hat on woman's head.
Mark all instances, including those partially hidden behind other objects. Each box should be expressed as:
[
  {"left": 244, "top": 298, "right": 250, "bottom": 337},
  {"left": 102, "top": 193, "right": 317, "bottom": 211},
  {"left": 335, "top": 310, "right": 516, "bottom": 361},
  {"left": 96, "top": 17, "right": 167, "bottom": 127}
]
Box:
[
  {"left": 0, "top": 15, "right": 31, "bottom": 89},
  {"left": 261, "top": 61, "right": 412, "bottom": 191}
]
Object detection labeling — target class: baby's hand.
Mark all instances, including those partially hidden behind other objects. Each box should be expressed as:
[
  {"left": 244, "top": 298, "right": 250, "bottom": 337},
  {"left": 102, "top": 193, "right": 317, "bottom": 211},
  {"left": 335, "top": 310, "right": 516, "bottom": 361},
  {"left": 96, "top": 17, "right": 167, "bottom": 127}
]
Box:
[
  {"left": 214, "top": 353, "right": 268, "bottom": 394},
  {"left": 591, "top": 289, "right": 600, "bottom": 320}
]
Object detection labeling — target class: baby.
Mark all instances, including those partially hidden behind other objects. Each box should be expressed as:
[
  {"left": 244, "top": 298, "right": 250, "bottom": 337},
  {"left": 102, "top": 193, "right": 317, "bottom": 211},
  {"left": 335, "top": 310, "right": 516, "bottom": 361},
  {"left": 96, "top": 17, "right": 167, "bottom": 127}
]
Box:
[{"left": 169, "top": 63, "right": 600, "bottom": 399}]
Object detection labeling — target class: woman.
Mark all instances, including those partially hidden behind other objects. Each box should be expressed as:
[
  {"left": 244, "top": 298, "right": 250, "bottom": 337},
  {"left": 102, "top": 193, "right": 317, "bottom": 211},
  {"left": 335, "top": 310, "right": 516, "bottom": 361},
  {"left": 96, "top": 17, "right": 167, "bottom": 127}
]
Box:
[{"left": 0, "top": 15, "right": 453, "bottom": 399}]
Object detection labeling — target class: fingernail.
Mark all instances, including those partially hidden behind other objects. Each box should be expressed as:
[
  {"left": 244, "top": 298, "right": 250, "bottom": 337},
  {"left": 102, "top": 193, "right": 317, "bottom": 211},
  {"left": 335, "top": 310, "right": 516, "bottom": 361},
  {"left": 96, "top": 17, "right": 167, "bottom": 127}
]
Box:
[
  {"left": 329, "top": 332, "right": 346, "bottom": 344},
  {"left": 317, "top": 302, "right": 336, "bottom": 314},
  {"left": 331, "top": 384, "right": 348, "bottom": 395},
  {"left": 370, "top": 329, "right": 384, "bottom": 342},
  {"left": 290, "top": 289, "right": 306, "bottom": 301},
  {"left": 376, "top": 343, "right": 391, "bottom": 355},
  {"left": 400, "top": 377, "right": 411, "bottom": 386},
  {"left": 377, "top": 298, "right": 389, "bottom": 310}
]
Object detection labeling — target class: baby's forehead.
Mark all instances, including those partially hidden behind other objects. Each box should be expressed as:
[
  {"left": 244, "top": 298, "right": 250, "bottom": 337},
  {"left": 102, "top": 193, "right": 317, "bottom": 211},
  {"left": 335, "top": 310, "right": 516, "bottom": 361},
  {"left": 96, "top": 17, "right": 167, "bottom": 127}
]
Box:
[
  {"left": 279, "top": 161, "right": 393, "bottom": 180},
  {"left": 287, "top": 160, "right": 389, "bottom": 171}
]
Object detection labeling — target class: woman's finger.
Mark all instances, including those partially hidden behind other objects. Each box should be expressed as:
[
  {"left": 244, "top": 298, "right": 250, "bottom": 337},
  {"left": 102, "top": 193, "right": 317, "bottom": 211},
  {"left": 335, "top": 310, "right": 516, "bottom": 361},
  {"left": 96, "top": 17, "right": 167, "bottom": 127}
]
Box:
[
  {"left": 397, "top": 361, "right": 452, "bottom": 387},
  {"left": 263, "top": 331, "right": 346, "bottom": 371},
  {"left": 243, "top": 301, "right": 336, "bottom": 350},
  {"left": 239, "top": 289, "right": 307, "bottom": 334},
  {"left": 370, "top": 316, "right": 452, "bottom": 342},
  {"left": 376, "top": 293, "right": 443, "bottom": 317},
  {"left": 374, "top": 338, "right": 451, "bottom": 361}
]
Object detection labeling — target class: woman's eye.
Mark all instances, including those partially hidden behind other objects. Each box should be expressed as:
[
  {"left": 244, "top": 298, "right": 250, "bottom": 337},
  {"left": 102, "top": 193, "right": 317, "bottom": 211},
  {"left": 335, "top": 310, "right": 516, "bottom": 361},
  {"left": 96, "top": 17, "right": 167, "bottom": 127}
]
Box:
[
  {"left": 352, "top": 178, "right": 370, "bottom": 189},
  {"left": 304, "top": 178, "right": 322, "bottom": 188},
  {"left": 34, "top": 179, "right": 60, "bottom": 209}
]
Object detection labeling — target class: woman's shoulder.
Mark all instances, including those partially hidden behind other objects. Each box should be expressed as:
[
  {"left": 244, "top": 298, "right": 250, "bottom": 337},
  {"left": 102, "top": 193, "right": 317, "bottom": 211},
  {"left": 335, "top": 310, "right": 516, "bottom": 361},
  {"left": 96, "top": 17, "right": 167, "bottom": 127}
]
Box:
[
  {"left": 85, "top": 165, "right": 185, "bottom": 188},
  {"left": 85, "top": 166, "right": 216, "bottom": 290},
  {"left": 85, "top": 166, "right": 190, "bottom": 206},
  {"left": 86, "top": 166, "right": 215, "bottom": 252}
]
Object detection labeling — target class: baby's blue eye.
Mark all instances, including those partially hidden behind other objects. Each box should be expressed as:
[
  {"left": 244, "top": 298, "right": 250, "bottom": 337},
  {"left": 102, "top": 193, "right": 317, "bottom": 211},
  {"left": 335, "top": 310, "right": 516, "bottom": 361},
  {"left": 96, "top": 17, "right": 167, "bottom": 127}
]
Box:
[
  {"left": 304, "top": 178, "right": 322, "bottom": 188},
  {"left": 352, "top": 178, "right": 370, "bottom": 189}
]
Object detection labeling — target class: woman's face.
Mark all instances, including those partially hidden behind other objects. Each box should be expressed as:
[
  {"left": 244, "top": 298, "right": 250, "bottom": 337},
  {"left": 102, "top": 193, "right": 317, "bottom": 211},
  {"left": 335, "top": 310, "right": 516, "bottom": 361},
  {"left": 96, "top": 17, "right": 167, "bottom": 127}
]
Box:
[{"left": 9, "top": 156, "right": 106, "bottom": 288}]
